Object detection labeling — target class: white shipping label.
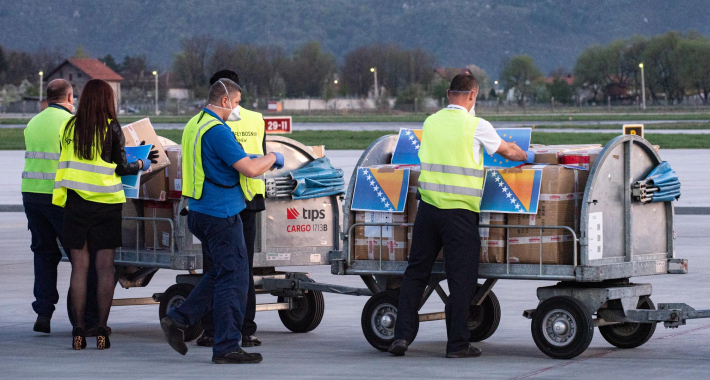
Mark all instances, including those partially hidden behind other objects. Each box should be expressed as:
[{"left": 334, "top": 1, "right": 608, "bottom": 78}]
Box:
[
  {"left": 479, "top": 212, "right": 491, "bottom": 238},
  {"left": 587, "top": 212, "right": 603, "bottom": 260},
  {"left": 162, "top": 232, "right": 170, "bottom": 247},
  {"left": 266, "top": 253, "right": 291, "bottom": 261},
  {"left": 310, "top": 254, "right": 322, "bottom": 263},
  {"left": 192, "top": 234, "right": 200, "bottom": 245},
  {"left": 364, "top": 212, "right": 393, "bottom": 238},
  {"left": 174, "top": 179, "right": 182, "bottom": 191}
]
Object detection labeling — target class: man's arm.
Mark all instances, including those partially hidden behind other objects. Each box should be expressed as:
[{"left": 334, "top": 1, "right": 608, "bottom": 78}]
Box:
[
  {"left": 496, "top": 140, "right": 529, "bottom": 162},
  {"left": 232, "top": 153, "right": 277, "bottom": 178}
]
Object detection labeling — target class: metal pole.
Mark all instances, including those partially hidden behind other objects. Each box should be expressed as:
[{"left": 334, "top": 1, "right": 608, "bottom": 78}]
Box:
[
  {"left": 153, "top": 71, "right": 159, "bottom": 115},
  {"left": 39, "top": 71, "right": 44, "bottom": 107},
  {"left": 371, "top": 68, "right": 379, "bottom": 99},
  {"left": 640, "top": 64, "right": 647, "bottom": 110}
]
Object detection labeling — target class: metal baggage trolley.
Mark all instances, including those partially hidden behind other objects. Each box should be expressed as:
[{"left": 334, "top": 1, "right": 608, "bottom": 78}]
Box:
[
  {"left": 71, "top": 136, "right": 366, "bottom": 341},
  {"left": 329, "top": 133, "right": 710, "bottom": 359}
]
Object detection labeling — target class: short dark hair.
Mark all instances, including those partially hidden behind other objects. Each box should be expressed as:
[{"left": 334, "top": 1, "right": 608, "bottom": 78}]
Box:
[
  {"left": 449, "top": 74, "right": 479, "bottom": 93},
  {"left": 208, "top": 78, "right": 241, "bottom": 104},
  {"left": 47, "top": 79, "right": 72, "bottom": 103},
  {"left": 210, "top": 70, "right": 240, "bottom": 86}
]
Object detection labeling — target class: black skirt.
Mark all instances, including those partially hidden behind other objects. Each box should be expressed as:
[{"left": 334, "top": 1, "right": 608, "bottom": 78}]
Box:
[{"left": 63, "top": 190, "right": 123, "bottom": 251}]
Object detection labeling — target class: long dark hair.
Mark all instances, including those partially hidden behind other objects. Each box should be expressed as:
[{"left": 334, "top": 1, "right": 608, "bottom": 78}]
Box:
[{"left": 63, "top": 79, "right": 118, "bottom": 160}]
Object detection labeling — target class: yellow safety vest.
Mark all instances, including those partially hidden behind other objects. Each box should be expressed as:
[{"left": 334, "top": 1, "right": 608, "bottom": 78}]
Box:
[
  {"left": 53, "top": 119, "right": 126, "bottom": 207},
  {"left": 181, "top": 111, "right": 225, "bottom": 200},
  {"left": 418, "top": 109, "right": 484, "bottom": 212},
  {"left": 226, "top": 107, "right": 266, "bottom": 201},
  {"left": 22, "top": 106, "right": 72, "bottom": 194}
]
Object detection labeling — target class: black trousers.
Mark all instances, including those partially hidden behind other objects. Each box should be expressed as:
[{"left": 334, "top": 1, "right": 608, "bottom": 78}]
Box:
[
  {"left": 394, "top": 201, "right": 480, "bottom": 353},
  {"left": 201, "top": 209, "right": 258, "bottom": 337}
]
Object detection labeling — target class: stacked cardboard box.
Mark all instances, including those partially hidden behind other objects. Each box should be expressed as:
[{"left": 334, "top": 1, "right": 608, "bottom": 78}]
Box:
[
  {"left": 507, "top": 165, "right": 588, "bottom": 265},
  {"left": 121, "top": 119, "right": 171, "bottom": 180},
  {"left": 140, "top": 169, "right": 169, "bottom": 201},
  {"left": 353, "top": 211, "right": 408, "bottom": 261},
  {"left": 144, "top": 200, "right": 176, "bottom": 250},
  {"left": 166, "top": 146, "right": 183, "bottom": 199},
  {"left": 530, "top": 145, "right": 602, "bottom": 165},
  {"left": 122, "top": 199, "right": 144, "bottom": 249},
  {"left": 558, "top": 147, "right": 603, "bottom": 170},
  {"left": 479, "top": 213, "right": 507, "bottom": 263}
]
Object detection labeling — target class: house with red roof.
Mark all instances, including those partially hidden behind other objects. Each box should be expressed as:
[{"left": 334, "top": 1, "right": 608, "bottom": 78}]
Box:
[{"left": 45, "top": 58, "right": 124, "bottom": 107}]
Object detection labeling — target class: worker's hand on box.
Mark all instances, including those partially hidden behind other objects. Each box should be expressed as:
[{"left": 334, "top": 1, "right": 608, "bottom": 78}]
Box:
[
  {"left": 271, "top": 152, "right": 285, "bottom": 170},
  {"left": 140, "top": 141, "right": 159, "bottom": 164},
  {"left": 525, "top": 150, "right": 535, "bottom": 164}
]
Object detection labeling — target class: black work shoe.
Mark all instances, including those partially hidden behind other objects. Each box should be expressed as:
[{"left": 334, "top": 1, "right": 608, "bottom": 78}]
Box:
[
  {"left": 86, "top": 326, "right": 112, "bottom": 337},
  {"left": 33, "top": 315, "right": 51, "bottom": 334},
  {"left": 212, "top": 349, "right": 263, "bottom": 364},
  {"left": 446, "top": 344, "right": 482, "bottom": 358},
  {"left": 160, "top": 316, "right": 188, "bottom": 355},
  {"left": 388, "top": 339, "right": 409, "bottom": 356},
  {"left": 242, "top": 335, "right": 261, "bottom": 347},
  {"left": 196, "top": 335, "right": 214, "bottom": 347}
]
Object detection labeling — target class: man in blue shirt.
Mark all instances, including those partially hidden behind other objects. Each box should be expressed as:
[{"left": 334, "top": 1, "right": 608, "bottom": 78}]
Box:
[{"left": 160, "top": 79, "right": 284, "bottom": 364}]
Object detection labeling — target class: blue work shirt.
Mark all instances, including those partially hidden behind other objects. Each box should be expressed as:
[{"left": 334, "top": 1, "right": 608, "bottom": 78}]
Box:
[{"left": 189, "top": 108, "right": 248, "bottom": 218}]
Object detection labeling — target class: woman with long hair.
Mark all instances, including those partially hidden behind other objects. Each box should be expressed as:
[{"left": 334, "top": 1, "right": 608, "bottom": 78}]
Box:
[{"left": 53, "top": 79, "right": 157, "bottom": 350}]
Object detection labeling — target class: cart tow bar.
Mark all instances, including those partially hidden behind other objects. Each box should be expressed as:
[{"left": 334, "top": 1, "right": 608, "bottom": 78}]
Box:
[
  {"left": 262, "top": 274, "right": 372, "bottom": 297},
  {"left": 598, "top": 303, "right": 710, "bottom": 328}
]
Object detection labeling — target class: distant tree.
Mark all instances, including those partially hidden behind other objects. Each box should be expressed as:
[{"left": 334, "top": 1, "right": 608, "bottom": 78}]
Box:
[
  {"left": 488, "top": 88, "right": 497, "bottom": 99},
  {"left": 100, "top": 54, "right": 121, "bottom": 72},
  {"left": 0, "top": 46, "right": 8, "bottom": 84},
  {"left": 120, "top": 55, "right": 149, "bottom": 90},
  {"left": 282, "top": 42, "right": 336, "bottom": 98},
  {"left": 73, "top": 45, "right": 89, "bottom": 58},
  {"left": 574, "top": 45, "right": 605, "bottom": 102},
  {"left": 432, "top": 78, "right": 449, "bottom": 104},
  {"left": 501, "top": 55, "right": 543, "bottom": 105},
  {"left": 395, "top": 83, "right": 425, "bottom": 111},
  {"left": 465, "top": 64, "right": 491, "bottom": 100},
  {"left": 677, "top": 37, "right": 710, "bottom": 104},
  {"left": 547, "top": 78, "right": 573, "bottom": 104},
  {"left": 173, "top": 36, "right": 212, "bottom": 99},
  {"left": 3, "top": 50, "right": 34, "bottom": 86},
  {"left": 643, "top": 31, "right": 685, "bottom": 103}
]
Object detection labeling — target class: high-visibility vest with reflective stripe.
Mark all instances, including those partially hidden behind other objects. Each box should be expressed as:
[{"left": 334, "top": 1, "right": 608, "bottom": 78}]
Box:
[
  {"left": 418, "top": 109, "right": 484, "bottom": 212},
  {"left": 52, "top": 119, "right": 125, "bottom": 207},
  {"left": 21, "top": 106, "right": 72, "bottom": 194},
  {"left": 181, "top": 112, "right": 224, "bottom": 200},
  {"left": 226, "top": 107, "right": 265, "bottom": 201}
]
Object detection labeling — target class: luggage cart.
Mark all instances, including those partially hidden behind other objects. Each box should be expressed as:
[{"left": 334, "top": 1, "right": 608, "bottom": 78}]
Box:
[
  {"left": 329, "top": 133, "right": 710, "bottom": 359},
  {"left": 66, "top": 136, "right": 366, "bottom": 341}
]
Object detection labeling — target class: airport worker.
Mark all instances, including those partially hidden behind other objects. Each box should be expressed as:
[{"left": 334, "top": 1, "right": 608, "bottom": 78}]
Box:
[
  {"left": 389, "top": 74, "right": 533, "bottom": 358},
  {"left": 160, "top": 78, "right": 285, "bottom": 364},
  {"left": 22, "top": 79, "right": 100, "bottom": 335},
  {"left": 53, "top": 79, "right": 157, "bottom": 350},
  {"left": 196, "top": 70, "right": 267, "bottom": 349}
]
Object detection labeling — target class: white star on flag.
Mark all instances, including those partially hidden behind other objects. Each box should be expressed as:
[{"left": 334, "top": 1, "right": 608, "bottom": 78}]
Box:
[
  {"left": 491, "top": 171, "right": 498, "bottom": 177},
  {"left": 366, "top": 175, "right": 372, "bottom": 180},
  {"left": 498, "top": 182, "right": 504, "bottom": 187},
  {"left": 384, "top": 202, "right": 390, "bottom": 208},
  {"left": 388, "top": 208, "right": 394, "bottom": 212},
  {"left": 414, "top": 144, "right": 420, "bottom": 150},
  {"left": 381, "top": 197, "right": 387, "bottom": 203},
  {"left": 373, "top": 185, "right": 379, "bottom": 191},
  {"left": 510, "top": 198, "right": 517, "bottom": 204},
  {"left": 377, "top": 191, "right": 383, "bottom": 197},
  {"left": 502, "top": 186, "right": 508, "bottom": 192},
  {"left": 411, "top": 140, "right": 417, "bottom": 146},
  {"left": 495, "top": 177, "right": 501, "bottom": 182},
  {"left": 506, "top": 192, "right": 512, "bottom": 198},
  {"left": 515, "top": 204, "right": 521, "bottom": 209},
  {"left": 405, "top": 130, "right": 411, "bottom": 136},
  {"left": 369, "top": 180, "right": 375, "bottom": 186},
  {"left": 409, "top": 135, "right": 414, "bottom": 141}
]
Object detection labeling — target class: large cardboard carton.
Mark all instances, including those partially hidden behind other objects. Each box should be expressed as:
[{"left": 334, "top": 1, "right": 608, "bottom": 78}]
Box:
[
  {"left": 479, "top": 213, "right": 507, "bottom": 263},
  {"left": 140, "top": 168, "right": 169, "bottom": 201},
  {"left": 508, "top": 165, "right": 587, "bottom": 265},
  {"left": 354, "top": 212, "right": 408, "bottom": 261},
  {"left": 308, "top": 145, "right": 325, "bottom": 158},
  {"left": 122, "top": 199, "right": 144, "bottom": 249},
  {"left": 558, "top": 147, "right": 603, "bottom": 170},
  {"left": 121, "top": 118, "right": 171, "bottom": 176},
  {"left": 166, "top": 146, "right": 183, "bottom": 199},
  {"left": 530, "top": 145, "right": 602, "bottom": 165},
  {"left": 144, "top": 200, "right": 175, "bottom": 250}
]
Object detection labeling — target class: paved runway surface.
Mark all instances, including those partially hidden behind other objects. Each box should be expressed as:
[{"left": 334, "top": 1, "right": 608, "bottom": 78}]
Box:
[{"left": 1, "top": 213, "right": 709, "bottom": 379}]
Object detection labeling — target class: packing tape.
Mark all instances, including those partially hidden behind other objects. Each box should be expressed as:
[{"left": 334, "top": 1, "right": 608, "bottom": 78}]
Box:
[
  {"left": 508, "top": 234, "right": 574, "bottom": 245},
  {"left": 539, "top": 192, "right": 583, "bottom": 201},
  {"left": 123, "top": 125, "right": 141, "bottom": 146}
]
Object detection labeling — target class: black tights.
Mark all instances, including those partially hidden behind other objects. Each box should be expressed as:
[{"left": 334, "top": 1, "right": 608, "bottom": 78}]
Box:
[{"left": 70, "top": 243, "right": 115, "bottom": 329}]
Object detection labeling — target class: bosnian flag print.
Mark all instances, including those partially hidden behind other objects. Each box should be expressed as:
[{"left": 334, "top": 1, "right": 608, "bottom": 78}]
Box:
[
  {"left": 480, "top": 169, "right": 542, "bottom": 214},
  {"left": 351, "top": 167, "right": 410, "bottom": 213}
]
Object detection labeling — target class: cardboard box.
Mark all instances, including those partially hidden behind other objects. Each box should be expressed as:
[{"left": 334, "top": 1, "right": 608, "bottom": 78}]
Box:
[
  {"left": 121, "top": 199, "right": 144, "bottom": 249},
  {"left": 530, "top": 145, "right": 602, "bottom": 165},
  {"left": 122, "top": 118, "right": 171, "bottom": 176},
  {"left": 144, "top": 200, "right": 175, "bottom": 250},
  {"left": 309, "top": 145, "right": 325, "bottom": 158},
  {"left": 558, "top": 147, "right": 603, "bottom": 170},
  {"left": 508, "top": 165, "right": 587, "bottom": 265},
  {"left": 354, "top": 212, "right": 408, "bottom": 261},
  {"left": 479, "top": 213, "right": 507, "bottom": 263},
  {"left": 140, "top": 168, "right": 169, "bottom": 201},
  {"left": 166, "top": 146, "right": 183, "bottom": 199}
]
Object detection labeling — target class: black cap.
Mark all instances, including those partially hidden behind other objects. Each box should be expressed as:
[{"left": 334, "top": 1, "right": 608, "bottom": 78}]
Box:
[{"left": 209, "top": 70, "right": 240, "bottom": 86}]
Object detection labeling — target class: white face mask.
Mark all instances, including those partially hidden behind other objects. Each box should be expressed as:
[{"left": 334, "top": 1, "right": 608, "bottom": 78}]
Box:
[
  {"left": 227, "top": 105, "right": 241, "bottom": 121},
  {"left": 57, "top": 102, "right": 75, "bottom": 113},
  {"left": 468, "top": 103, "right": 476, "bottom": 116},
  {"left": 209, "top": 80, "right": 240, "bottom": 121}
]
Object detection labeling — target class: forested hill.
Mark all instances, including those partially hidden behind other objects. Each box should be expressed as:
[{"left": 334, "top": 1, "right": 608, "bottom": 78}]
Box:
[{"left": 2, "top": 0, "right": 708, "bottom": 76}]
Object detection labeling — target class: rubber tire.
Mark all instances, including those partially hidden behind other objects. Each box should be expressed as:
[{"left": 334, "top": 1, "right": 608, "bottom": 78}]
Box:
[
  {"left": 531, "top": 296, "right": 594, "bottom": 359},
  {"left": 599, "top": 297, "right": 657, "bottom": 349},
  {"left": 158, "top": 283, "right": 203, "bottom": 342},
  {"left": 360, "top": 289, "right": 419, "bottom": 352},
  {"left": 277, "top": 290, "right": 325, "bottom": 333},
  {"left": 468, "top": 289, "right": 502, "bottom": 342}
]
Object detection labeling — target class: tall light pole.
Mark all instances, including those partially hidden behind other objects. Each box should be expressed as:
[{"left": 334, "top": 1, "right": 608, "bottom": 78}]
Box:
[
  {"left": 39, "top": 71, "right": 44, "bottom": 105},
  {"left": 639, "top": 63, "right": 646, "bottom": 110},
  {"left": 370, "top": 67, "right": 379, "bottom": 99},
  {"left": 153, "top": 70, "right": 159, "bottom": 115},
  {"left": 494, "top": 80, "right": 499, "bottom": 94}
]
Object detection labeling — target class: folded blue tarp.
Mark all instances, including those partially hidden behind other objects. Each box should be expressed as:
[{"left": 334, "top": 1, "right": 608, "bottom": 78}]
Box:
[
  {"left": 644, "top": 161, "right": 681, "bottom": 203},
  {"left": 289, "top": 157, "right": 345, "bottom": 200}
]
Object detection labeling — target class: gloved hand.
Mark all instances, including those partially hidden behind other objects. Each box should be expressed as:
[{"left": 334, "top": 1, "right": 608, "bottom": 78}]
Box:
[
  {"left": 271, "top": 152, "right": 285, "bottom": 170},
  {"left": 140, "top": 158, "right": 151, "bottom": 172},
  {"left": 525, "top": 150, "right": 535, "bottom": 164},
  {"left": 141, "top": 141, "right": 159, "bottom": 164}
]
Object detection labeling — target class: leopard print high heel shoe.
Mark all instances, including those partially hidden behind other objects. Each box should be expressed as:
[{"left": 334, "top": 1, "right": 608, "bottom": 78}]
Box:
[
  {"left": 96, "top": 327, "right": 111, "bottom": 350},
  {"left": 72, "top": 327, "right": 86, "bottom": 350}
]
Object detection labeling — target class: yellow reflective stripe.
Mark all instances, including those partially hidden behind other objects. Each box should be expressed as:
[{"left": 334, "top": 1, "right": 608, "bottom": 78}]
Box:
[
  {"left": 22, "top": 172, "right": 56, "bottom": 180},
  {"left": 420, "top": 162, "right": 484, "bottom": 178},
  {"left": 419, "top": 181, "right": 483, "bottom": 198},
  {"left": 54, "top": 180, "right": 123, "bottom": 193},
  {"left": 192, "top": 119, "right": 221, "bottom": 198},
  {"left": 25, "top": 151, "right": 61, "bottom": 160},
  {"left": 57, "top": 161, "right": 116, "bottom": 175}
]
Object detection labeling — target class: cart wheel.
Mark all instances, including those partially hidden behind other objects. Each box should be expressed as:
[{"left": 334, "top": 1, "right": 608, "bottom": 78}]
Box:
[
  {"left": 468, "top": 289, "right": 501, "bottom": 342},
  {"left": 158, "top": 284, "right": 203, "bottom": 342},
  {"left": 361, "top": 289, "right": 418, "bottom": 352},
  {"left": 531, "top": 296, "right": 594, "bottom": 359},
  {"left": 599, "top": 297, "right": 656, "bottom": 349},
  {"left": 277, "top": 290, "right": 325, "bottom": 333}
]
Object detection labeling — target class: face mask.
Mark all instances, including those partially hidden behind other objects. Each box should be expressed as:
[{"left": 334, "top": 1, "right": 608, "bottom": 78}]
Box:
[
  {"left": 227, "top": 105, "right": 241, "bottom": 121},
  {"left": 468, "top": 103, "right": 476, "bottom": 116},
  {"left": 57, "top": 102, "right": 75, "bottom": 113},
  {"left": 209, "top": 80, "right": 237, "bottom": 120}
]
